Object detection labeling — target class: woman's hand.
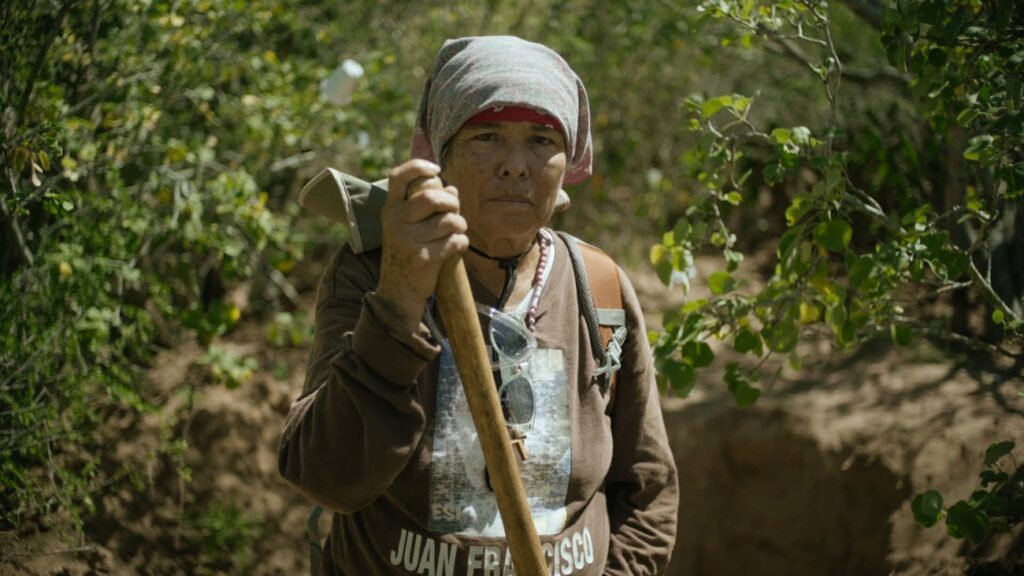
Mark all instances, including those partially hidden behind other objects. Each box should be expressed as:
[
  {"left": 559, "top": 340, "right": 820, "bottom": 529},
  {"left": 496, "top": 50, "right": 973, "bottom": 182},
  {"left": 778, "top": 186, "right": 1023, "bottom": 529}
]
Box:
[{"left": 376, "top": 159, "right": 469, "bottom": 330}]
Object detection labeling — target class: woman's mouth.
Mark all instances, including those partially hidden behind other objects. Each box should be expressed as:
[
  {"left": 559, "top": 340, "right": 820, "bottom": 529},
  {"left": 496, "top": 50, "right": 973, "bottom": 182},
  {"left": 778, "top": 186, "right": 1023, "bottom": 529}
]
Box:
[{"left": 489, "top": 195, "right": 531, "bottom": 204}]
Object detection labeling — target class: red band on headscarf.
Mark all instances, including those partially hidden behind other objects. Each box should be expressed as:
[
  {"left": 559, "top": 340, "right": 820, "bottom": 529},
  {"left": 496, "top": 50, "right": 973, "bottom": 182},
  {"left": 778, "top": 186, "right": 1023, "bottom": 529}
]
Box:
[{"left": 463, "top": 106, "right": 563, "bottom": 133}]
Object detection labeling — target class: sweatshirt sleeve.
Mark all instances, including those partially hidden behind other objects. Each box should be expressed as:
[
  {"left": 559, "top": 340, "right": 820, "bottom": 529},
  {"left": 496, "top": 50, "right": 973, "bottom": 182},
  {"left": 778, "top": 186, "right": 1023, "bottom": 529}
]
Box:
[
  {"left": 277, "top": 247, "right": 440, "bottom": 513},
  {"left": 603, "top": 267, "right": 679, "bottom": 575}
]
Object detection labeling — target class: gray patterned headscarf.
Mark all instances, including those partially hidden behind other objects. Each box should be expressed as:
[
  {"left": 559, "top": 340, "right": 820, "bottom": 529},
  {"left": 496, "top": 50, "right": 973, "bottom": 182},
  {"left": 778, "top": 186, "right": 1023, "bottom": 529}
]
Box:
[{"left": 410, "top": 36, "right": 593, "bottom": 186}]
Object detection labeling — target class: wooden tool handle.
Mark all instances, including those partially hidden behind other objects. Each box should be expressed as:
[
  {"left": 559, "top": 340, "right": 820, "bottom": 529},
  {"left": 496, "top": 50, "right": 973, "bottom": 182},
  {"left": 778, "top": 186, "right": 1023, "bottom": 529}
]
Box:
[{"left": 435, "top": 255, "right": 547, "bottom": 575}]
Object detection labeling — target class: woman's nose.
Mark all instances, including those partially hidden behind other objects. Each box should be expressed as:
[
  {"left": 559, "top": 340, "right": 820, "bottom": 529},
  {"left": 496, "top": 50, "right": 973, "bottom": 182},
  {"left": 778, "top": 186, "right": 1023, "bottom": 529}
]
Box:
[{"left": 497, "top": 145, "right": 530, "bottom": 179}]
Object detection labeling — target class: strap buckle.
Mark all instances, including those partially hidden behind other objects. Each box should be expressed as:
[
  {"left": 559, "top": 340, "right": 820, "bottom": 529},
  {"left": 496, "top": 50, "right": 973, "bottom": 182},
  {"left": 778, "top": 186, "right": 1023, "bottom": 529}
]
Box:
[{"left": 592, "top": 325, "right": 627, "bottom": 392}]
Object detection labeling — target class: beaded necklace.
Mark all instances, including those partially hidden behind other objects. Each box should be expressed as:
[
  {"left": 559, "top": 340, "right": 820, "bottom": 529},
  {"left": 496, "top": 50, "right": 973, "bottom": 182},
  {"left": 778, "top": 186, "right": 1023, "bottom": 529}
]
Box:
[{"left": 525, "top": 231, "right": 550, "bottom": 331}]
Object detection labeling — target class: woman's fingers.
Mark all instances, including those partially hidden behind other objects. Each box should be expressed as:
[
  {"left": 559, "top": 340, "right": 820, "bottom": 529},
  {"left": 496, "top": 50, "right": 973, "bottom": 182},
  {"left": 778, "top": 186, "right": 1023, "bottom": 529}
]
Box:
[
  {"left": 386, "top": 160, "right": 460, "bottom": 226},
  {"left": 399, "top": 186, "right": 460, "bottom": 223},
  {"left": 403, "top": 211, "right": 467, "bottom": 243},
  {"left": 377, "top": 160, "right": 466, "bottom": 315},
  {"left": 387, "top": 159, "right": 441, "bottom": 203},
  {"left": 383, "top": 160, "right": 464, "bottom": 252},
  {"left": 420, "top": 233, "right": 470, "bottom": 261}
]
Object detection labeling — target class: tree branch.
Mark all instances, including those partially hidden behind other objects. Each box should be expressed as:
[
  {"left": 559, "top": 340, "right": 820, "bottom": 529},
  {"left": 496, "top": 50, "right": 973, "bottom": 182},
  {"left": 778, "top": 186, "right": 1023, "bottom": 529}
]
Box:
[
  {"left": 2, "top": 172, "right": 35, "bottom": 267},
  {"left": 842, "top": 64, "right": 910, "bottom": 87},
  {"left": 891, "top": 315, "right": 1021, "bottom": 360},
  {"left": 969, "top": 259, "right": 1024, "bottom": 332},
  {"left": 843, "top": 178, "right": 900, "bottom": 230},
  {"left": 764, "top": 37, "right": 908, "bottom": 89},
  {"left": 1, "top": 172, "right": 66, "bottom": 221},
  {"left": 267, "top": 266, "right": 301, "bottom": 308},
  {"left": 269, "top": 150, "right": 318, "bottom": 172}
]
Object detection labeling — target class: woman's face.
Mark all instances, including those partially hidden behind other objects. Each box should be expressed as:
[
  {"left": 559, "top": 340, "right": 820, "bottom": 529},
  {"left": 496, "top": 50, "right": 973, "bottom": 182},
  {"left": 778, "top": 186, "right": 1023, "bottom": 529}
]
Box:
[{"left": 442, "top": 121, "right": 567, "bottom": 255}]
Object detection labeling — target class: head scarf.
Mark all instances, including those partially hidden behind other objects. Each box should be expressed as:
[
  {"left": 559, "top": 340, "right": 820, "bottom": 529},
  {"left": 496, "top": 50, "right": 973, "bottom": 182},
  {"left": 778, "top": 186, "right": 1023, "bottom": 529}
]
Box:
[{"left": 411, "top": 36, "right": 593, "bottom": 187}]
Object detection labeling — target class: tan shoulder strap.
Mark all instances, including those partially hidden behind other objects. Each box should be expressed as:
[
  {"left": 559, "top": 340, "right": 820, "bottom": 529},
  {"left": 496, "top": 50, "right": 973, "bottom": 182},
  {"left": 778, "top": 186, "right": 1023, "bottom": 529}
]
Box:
[{"left": 576, "top": 242, "right": 623, "bottom": 354}]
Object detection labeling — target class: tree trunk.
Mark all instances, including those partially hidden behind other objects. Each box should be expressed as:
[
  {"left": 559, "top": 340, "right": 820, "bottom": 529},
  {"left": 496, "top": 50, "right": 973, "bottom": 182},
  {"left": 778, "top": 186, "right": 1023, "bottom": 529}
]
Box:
[
  {"left": 942, "top": 124, "right": 972, "bottom": 336},
  {"left": 986, "top": 200, "right": 1024, "bottom": 340}
]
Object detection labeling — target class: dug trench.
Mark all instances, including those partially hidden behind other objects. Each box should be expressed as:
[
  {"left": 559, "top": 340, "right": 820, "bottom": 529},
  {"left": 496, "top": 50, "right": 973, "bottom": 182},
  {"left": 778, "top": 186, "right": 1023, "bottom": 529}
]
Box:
[
  {"left": 666, "top": 404, "right": 907, "bottom": 576},
  {"left": 2, "top": 266, "right": 1023, "bottom": 575},
  {"left": 661, "top": 331, "right": 1024, "bottom": 576}
]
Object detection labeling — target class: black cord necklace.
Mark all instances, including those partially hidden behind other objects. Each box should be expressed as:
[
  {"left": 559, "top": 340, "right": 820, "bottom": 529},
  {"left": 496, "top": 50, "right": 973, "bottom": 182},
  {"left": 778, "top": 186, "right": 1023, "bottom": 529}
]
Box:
[{"left": 467, "top": 235, "right": 537, "bottom": 309}]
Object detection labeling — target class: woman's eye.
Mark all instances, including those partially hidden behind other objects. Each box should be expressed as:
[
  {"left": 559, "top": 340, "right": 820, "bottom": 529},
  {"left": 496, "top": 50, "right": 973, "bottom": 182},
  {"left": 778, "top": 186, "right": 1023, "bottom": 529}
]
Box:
[
  {"left": 532, "top": 135, "right": 556, "bottom": 146},
  {"left": 472, "top": 132, "right": 499, "bottom": 142}
]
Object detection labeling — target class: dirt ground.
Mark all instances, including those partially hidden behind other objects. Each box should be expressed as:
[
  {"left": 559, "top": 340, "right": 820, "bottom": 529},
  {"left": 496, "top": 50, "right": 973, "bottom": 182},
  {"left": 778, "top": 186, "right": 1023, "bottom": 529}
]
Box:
[{"left": 2, "top": 260, "right": 1023, "bottom": 575}]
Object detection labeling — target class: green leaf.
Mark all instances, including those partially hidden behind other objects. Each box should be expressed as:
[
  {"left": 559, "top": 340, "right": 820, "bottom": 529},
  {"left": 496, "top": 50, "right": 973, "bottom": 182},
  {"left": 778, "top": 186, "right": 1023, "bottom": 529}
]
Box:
[
  {"left": 725, "top": 364, "right": 761, "bottom": 407},
  {"left": 963, "top": 135, "right": 993, "bottom": 161},
  {"left": 785, "top": 196, "right": 809, "bottom": 226},
  {"left": 734, "top": 328, "right": 763, "bottom": 356},
  {"left": 798, "top": 301, "right": 820, "bottom": 324},
  {"left": 708, "top": 271, "right": 737, "bottom": 295},
  {"left": 983, "top": 441, "right": 1015, "bottom": 466},
  {"left": 680, "top": 299, "right": 708, "bottom": 314},
  {"left": 672, "top": 218, "right": 692, "bottom": 241},
  {"left": 650, "top": 244, "right": 667, "bottom": 265},
  {"left": 945, "top": 501, "right": 989, "bottom": 545},
  {"left": 848, "top": 256, "right": 874, "bottom": 289},
  {"left": 814, "top": 219, "right": 853, "bottom": 252},
  {"left": 701, "top": 95, "right": 733, "bottom": 118},
  {"left": 770, "top": 127, "right": 791, "bottom": 144},
  {"left": 991, "top": 310, "right": 1005, "bottom": 325},
  {"left": 656, "top": 260, "right": 673, "bottom": 286},
  {"left": 662, "top": 230, "right": 676, "bottom": 247},
  {"left": 683, "top": 94, "right": 704, "bottom": 112},
  {"left": 765, "top": 319, "right": 798, "bottom": 353},
  {"left": 670, "top": 247, "right": 688, "bottom": 270},
  {"left": 891, "top": 324, "right": 913, "bottom": 346},
  {"left": 683, "top": 341, "right": 715, "bottom": 368},
  {"left": 660, "top": 359, "right": 697, "bottom": 397},
  {"left": 920, "top": 231, "right": 949, "bottom": 254},
  {"left": 778, "top": 228, "right": 801, "bottom": 261},
  {"left": 912, "top": 490, "right": 944, "bottom": 528},
  {"left": 764, "top": 162, "right": 785, "bottom": 184},
  {"left": 956, "top": 108, "right": 980, "bottom": 127},
  {"left": 831, "top": 321, "right": 854, "bottom": 349},
  {"left": 979, "top": 470, "right": 1009, "bottom": 487},
  {"left": 724, "top": 248, "right": 743, "bottom": 272},
  {"left": 725, "top": 191, "right": 743, "bottom": 206},
  {"left": 937, "top": 249, "right": 970, "bottom": 280},
  {"left": 732, "top": 381, "right": 760, "bottom": 407}
]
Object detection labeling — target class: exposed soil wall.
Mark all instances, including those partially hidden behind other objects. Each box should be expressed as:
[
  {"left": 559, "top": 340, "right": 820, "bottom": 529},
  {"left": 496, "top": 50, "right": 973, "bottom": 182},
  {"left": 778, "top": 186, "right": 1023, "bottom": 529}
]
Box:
[{"left": 666, "top": 405, "right": 907, "bottom": 576}]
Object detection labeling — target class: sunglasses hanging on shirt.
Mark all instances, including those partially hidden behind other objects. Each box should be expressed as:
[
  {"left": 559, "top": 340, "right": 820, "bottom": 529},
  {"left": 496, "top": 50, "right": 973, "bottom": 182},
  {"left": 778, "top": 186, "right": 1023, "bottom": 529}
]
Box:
[{"left": 476, "top": 303, "right": 537, "bottom": 439}]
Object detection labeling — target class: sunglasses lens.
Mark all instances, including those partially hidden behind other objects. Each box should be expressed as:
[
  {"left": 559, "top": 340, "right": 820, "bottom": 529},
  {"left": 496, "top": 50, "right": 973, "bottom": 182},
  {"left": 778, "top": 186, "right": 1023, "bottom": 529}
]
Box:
[
  {"left": 490, "top": 314, "right": 532, "bottom": 362},
  {"left": 500, "top": 376, "right": 534, "bottom": 426}
]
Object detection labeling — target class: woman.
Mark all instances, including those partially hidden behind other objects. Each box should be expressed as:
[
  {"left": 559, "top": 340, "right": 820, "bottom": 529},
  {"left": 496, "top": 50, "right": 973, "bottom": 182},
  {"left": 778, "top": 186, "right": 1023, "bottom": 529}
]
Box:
[{"left": 279, "top": 36, "right": 678, "bottom": 575}]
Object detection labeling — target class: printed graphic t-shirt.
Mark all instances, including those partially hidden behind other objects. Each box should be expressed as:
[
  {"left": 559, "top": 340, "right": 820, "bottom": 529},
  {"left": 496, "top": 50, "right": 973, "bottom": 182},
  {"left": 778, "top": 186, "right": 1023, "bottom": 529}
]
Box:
[{"left": 278, "top": 233, "right": 678, "bottom": 575}]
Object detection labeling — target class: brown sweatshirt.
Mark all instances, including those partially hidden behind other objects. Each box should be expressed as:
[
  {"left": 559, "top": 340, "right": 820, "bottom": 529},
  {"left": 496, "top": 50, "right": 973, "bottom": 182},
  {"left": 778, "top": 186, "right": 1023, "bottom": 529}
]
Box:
[{"left": 279, "top": 233, "right": 678, "bottom": 575}]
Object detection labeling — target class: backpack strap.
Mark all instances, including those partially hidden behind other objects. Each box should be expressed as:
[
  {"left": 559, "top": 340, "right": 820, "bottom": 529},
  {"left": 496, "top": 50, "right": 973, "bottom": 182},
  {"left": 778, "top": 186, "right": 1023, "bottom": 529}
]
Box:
[{"left": 556, "top": 232, "right": 627, "bottom": 408}]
